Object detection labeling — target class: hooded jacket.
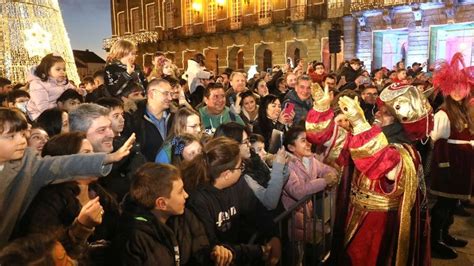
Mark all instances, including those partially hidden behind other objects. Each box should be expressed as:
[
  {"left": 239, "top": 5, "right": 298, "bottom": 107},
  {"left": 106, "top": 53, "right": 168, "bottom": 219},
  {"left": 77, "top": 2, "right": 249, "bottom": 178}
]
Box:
[
  {"left": 26, "top": 69, "right": 75, "bottom": 121},
  {"left": 282, "top": 154, "right": 336, "bottom": 241},
  {"left": 187, "top": 178, "right": 270, "bottom": 265},
  {"left": 114, "top": 196, "right": 212, "bottom": 266}
]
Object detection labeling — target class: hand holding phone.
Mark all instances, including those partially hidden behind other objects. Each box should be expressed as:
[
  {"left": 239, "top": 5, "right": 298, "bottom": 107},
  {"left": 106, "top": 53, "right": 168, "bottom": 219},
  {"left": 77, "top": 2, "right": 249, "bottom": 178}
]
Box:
[{"left": 283, "top": 102, "right": 295, "bottom": 116}]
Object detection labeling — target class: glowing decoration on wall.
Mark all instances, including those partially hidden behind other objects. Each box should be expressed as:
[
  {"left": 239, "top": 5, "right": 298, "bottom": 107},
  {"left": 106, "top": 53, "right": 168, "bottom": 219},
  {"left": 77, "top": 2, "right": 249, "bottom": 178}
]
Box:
[
  {"left": 0, "top": 0, "right": 80, "bottom": 84},
  {"left": 23, "top": 23, "right": 52, "bottom": 58}
]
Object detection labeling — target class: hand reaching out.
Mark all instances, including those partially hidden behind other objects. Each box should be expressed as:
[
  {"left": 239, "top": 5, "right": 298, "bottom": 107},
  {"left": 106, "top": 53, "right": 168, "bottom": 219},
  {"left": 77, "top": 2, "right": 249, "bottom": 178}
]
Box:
[
  {"left": 313, "top": 84, "right": 332, "bottom": 111},
  {"left": 338, "top": 96, "right": 371, "bottom": 134},
  {"left": 104, "top": 133, "right": 136, "bottom": 164}
]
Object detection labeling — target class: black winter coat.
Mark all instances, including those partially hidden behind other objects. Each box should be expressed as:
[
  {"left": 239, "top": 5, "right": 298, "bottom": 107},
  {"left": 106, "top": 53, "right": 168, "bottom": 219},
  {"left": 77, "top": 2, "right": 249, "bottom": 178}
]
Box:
[
  {"left": 123, "top": 100, "right": 174, "bottom": 161},
  {"left": 104, "top": 61, "right": 147, "bottom": 97},
  {"left": 99, "top": 135, "right": 147, "bottom": 202},
  {"left": 15, "top": 182, "right": 119, "bottom": 241},
  {"left": 187, "top": 178, "right": 278, "bottom": 265},
  {"left": 113, "top": 196, "right": 213, "bottom": 266}
]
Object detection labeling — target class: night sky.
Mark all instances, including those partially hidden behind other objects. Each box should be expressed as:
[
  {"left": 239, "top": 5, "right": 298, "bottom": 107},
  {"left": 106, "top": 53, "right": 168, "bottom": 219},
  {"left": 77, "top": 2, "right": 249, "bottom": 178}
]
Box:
[{"left": 60, "top": 0, "right": 111, "bottom": 60}]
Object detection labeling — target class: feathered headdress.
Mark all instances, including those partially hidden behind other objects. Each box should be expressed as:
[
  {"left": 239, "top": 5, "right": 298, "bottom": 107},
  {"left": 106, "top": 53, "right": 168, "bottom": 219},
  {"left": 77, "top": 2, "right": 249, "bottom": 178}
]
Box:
[{"left": 433, "top": 52, "right": 474, "bottom": 97}]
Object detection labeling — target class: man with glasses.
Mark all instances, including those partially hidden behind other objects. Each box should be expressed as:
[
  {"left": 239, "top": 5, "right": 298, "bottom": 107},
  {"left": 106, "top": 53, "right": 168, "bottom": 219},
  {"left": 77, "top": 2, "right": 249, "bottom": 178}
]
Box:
[
  {"left": 199, "top": 83, "right": 244, "bottom": 135},
  {"left": 125, "top": 79, "right": 174, "bottom": 161},
  {"left": 359, "top": 85, "right": 379, "bottom": 124}
]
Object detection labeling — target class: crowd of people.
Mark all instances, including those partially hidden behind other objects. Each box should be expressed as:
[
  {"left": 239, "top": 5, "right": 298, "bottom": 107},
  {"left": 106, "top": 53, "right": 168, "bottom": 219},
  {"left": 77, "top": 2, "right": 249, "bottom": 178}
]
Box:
[{"left": 0, "top": 38, "right": 473, "bottom": 266}]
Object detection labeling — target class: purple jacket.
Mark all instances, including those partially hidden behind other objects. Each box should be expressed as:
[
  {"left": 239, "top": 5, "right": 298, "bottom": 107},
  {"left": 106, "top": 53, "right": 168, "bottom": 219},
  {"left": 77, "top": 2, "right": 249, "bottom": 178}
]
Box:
[
  {"left": 282, "top": 154, "right": 336, "bottom": 241},
  {"left": 26, "top": 71, "right": 75, "bottom": 121}
]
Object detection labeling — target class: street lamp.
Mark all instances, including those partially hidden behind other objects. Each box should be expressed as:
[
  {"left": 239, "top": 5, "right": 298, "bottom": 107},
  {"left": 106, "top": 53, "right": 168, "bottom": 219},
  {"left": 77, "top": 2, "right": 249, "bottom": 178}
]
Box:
[
  {"left": 216, "top": 0, "right": 225, "bottom": 9},
  {"left": 192, "top": 2, "right": 202, "bottom": 15}
]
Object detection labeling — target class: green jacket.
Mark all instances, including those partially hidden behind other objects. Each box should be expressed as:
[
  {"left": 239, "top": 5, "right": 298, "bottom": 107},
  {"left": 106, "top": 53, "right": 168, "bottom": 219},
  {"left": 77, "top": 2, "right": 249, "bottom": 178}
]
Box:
[{"left": 199, "top": 106, "right": 244, "bottom": 134}]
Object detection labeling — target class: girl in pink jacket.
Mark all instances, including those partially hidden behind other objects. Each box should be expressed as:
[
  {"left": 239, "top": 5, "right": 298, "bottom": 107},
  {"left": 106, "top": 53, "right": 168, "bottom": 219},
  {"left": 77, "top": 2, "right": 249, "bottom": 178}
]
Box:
[
  {"left": 26, "top": 54, "right": 76, "bottom": 121},
  {"left": 282, "top": 125, "right": 338, "bottom": 244}
]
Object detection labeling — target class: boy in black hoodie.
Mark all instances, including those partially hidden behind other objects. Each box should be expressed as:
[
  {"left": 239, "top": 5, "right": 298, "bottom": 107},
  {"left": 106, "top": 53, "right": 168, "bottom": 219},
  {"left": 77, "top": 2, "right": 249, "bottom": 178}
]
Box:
[{"left": 114, "top": 163, "right": 233, "bottom": 266}]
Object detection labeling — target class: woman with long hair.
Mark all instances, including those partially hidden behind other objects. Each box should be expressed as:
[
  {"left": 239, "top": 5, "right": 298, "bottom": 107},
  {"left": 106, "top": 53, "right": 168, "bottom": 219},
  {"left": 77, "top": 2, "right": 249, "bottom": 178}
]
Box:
[
  {"left": 238, "top": 91, "right": 259, "bottom": 131},
  {"left": 253, "top": 94, "right": 293, "bottom": 150},
  {"left": 104, "top": 40, "right": 147, "bottom": 97},
  {"left": 214, "top": 122, "right": 287, "bottom": 210},
  {"left": 429, "top": 53, "right": 474, "bottom": 259},
  {"left": 182, "top": 137, "right": 282, "bottom": 265},
  {"left": 15, "top": 132, "right": 120, "bottom": 262},
  {"left": 155, "top": 107, "right": 202, "bottom": 164}
]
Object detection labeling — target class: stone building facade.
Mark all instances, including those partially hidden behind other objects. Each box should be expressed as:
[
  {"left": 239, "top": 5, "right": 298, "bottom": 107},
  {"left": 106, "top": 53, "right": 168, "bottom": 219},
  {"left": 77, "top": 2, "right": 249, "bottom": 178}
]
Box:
[
  {"left": 106, "top": 0, "right": 474, "bottom": 74},
  {"left": 343, "top": 0, "right": 474, "bottom": 71},
  {"left": 105, "top": 0, "right": 346, "bottom": 74}
]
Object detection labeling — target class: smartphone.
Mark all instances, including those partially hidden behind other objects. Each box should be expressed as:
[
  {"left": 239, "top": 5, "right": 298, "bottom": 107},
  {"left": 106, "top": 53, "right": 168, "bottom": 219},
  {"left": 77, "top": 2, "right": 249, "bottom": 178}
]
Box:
[
  {"left": 283, "top": 102, "right": 295, "bottom": 116},
  {"left": 268, "top": 129, "right": 284, "bottom": 154}
]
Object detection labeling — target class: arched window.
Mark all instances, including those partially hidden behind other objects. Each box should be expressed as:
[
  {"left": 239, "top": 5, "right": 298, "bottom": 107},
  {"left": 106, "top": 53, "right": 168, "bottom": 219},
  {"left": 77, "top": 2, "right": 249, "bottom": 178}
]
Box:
[
  {"left": 294, "top": 48, "right": 301, "bottom": 66},
  {"left": 237, "top": 49, "right": 244, "bottom": 70},
  {"left": 263, "top": 49, "right": 272, "bottom": 71}
]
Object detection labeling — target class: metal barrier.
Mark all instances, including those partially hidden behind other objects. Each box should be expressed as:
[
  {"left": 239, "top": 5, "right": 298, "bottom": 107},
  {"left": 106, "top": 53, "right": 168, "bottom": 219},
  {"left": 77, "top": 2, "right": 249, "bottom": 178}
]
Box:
[{"left": 273, "top": 189, "right": 335, "bottom": 266}]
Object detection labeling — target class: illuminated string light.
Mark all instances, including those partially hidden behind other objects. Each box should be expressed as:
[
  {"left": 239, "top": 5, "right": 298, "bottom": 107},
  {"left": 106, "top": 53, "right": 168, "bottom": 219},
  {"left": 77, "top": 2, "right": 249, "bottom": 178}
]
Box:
[
  {"left": 103, "top": 31, "right": 160, "bottom": 50},
  {"left": 0, "top": 0, "right": 80, "bottom": 84},
  {"left": 23, "top": 23, "right": 52, "bottom": 57}
]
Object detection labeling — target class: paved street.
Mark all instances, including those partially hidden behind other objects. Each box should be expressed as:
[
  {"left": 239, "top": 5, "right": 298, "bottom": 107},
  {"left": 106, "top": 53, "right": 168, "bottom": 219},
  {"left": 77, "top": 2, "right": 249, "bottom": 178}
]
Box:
[{"left": 433, "top": 207, "right": 474, "bottom": 266}]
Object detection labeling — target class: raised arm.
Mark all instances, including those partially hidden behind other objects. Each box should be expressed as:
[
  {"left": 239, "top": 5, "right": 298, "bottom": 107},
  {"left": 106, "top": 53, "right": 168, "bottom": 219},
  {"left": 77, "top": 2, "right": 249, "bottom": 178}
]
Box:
[
  {"left": 244, "top": 148, "right": 287, "bottom": 210},
  {"left": 306, "top": 85, "right": 350, "bottom": 166},
  {"left": 338, "top": 96, "right": 400, "bottom": 180}
]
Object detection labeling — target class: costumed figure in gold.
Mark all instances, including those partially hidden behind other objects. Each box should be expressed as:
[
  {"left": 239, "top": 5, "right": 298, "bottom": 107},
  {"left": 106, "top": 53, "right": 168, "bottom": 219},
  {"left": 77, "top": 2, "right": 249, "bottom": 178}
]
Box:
[{"left": 305, "top": 83, "right": 432, "bottom": 265}]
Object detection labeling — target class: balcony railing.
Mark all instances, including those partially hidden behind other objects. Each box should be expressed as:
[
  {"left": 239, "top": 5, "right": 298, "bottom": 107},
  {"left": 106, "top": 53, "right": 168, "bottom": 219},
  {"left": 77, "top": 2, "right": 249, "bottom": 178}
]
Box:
[
  {"left": 258, "top": 10, "right": 272, "bottom": 26},
  {"left": 184, "top": 24, "right": 193, "bottom": 36},
  {"left": 230, "top": 15, "right": 242, "bottom": 30},
  {"left": 206, "top": 20, "right": 217, "bottom": 33},
  {"left": 351, "top": 0, "right": 427, "bottom": 11},
  {"left": 103, "top": 31, "right": 160, "bottom": 50},
  {"left": 290, "top": 5, "right": 306, "bottom": 21},
  {"left": 327, "top": 0, "right": 344, "bottom": 18}
]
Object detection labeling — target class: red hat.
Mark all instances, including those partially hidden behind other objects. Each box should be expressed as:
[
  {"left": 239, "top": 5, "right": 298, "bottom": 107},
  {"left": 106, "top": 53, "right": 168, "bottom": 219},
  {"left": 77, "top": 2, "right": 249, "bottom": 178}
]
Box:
[{"left": 433, "top": 52, "right": 474, "bottom": 97}]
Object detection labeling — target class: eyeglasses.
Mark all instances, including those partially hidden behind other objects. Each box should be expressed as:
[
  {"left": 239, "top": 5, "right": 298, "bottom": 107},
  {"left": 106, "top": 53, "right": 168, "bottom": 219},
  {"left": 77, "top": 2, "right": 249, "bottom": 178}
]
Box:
[
  {"left": 240, "top": 139, "right": 250, "bottom": 146},
  {"left": 230, "top": 163, "right": 245, "bottom": 172},
  {"left": 154, "top": 90, "right": 171, "bottom": 97}
]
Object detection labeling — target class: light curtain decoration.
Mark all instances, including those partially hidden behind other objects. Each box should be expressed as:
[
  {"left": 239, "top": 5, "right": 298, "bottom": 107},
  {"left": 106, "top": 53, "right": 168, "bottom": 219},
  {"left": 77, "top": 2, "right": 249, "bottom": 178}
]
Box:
[{"left": 0, "top": 0, "right": 80, "bottom": 84}]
